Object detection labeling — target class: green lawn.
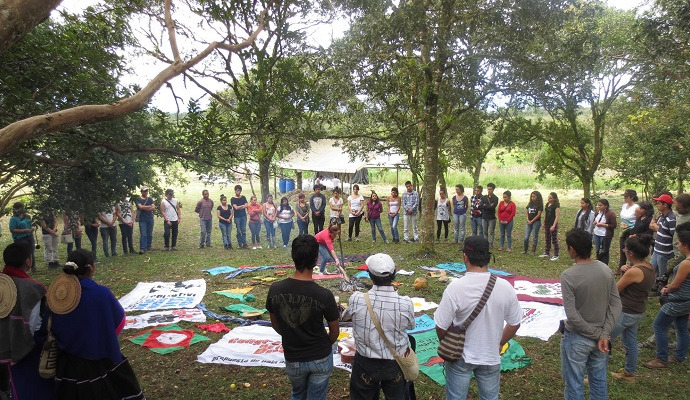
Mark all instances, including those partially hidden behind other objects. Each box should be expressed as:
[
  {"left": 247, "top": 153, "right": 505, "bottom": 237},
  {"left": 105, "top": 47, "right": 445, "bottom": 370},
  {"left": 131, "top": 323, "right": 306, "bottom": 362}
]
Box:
[{"left": 2, "top": 184, "right": 687, "bottom": 399}]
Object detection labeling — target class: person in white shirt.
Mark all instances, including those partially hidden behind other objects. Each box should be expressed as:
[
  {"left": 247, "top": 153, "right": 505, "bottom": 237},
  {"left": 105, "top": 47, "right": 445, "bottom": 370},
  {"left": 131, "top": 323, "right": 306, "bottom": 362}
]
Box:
[
  {"left": 97, "top": 205, "right": 118, "bottom": 257},
  {"left": 619, "top": 189, "right": 639, "bottom": 267},
  {"left": 342, "top": 253, "right": 414, "bottom": 399},
  {"left": 434, "top": 236, "right": 522, "bottom": 400},
  {"left": 161, "top": 189, "right": 181, "bottom": 251},
  {"left": 347, "top": 184, "right": 365, "bottom": 241}
]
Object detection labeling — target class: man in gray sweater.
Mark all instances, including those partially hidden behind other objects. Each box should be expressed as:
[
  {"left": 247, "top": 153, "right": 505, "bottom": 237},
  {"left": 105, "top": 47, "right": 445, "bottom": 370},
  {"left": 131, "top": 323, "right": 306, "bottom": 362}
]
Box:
[{"left": 560, "top": 229, "right": 621, "bottom": 400}]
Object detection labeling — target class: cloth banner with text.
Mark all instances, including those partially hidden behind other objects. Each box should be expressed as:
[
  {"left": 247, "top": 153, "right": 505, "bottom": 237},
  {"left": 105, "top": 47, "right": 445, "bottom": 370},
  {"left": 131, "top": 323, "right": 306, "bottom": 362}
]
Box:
[{"left": 119, "top": 279, "right": 206, "bottom": 311}]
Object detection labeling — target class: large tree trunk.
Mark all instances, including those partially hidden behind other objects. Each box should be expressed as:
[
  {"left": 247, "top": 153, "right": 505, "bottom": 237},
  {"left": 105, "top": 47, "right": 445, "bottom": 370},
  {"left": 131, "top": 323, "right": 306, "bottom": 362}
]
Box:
[
  {"left": 0, "top": 0, "right": 63, "bottom": 55},
  {"left": 258, "top": 157, "right": 271, "bottom": 202},
  {"left": 472, "top": 160, "right": 482, "bottom": 188},
  {"left": 420, "top": 118, "right": 442, "bottom": 251},
  {"left": 581, "top": 174, "right": 592, "bottom": 199}
]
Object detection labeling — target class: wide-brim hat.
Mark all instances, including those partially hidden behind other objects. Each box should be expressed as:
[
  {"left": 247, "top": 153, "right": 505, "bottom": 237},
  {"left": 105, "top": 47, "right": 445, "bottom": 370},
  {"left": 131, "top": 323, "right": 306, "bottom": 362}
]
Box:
[
  {"left": 46, "top": 273, "right": 81, "bottom": 314},
  {"left": 0, "top": 274, "right": 17, "bottom": 319}
]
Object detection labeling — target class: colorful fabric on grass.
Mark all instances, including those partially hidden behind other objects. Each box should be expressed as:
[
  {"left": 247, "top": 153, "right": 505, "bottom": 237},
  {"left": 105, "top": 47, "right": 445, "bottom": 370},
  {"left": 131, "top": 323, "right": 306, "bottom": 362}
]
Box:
[
  {"left": 124, "top": 308, "right": 206, "bottom": 330},
  {"left": 406, "top": 314, "right": 435, "bottom": 334},
  {"left": 410, "top": 297, "right": 439, "bottom": 312},
  {"left": 196, "top": 323, "right": 230, "bottom": 333},
  {"left": 412, "top": 329, "right": 531, "bottom": 386},
  {"left": 312, "top": 274, "right": 345, "bottom": 280},
  {"left": 354, "top": 271, "right": 370, "bottom": 279},
  {"left": 516, "top": 301, "right": 566, "bottom": 341},
  {"left": 203, "top": 266, "right": 238, "bottom": 276},
  {"left": 224, "top": 266, "right": 273, "bottom": 279},
  {"left": 128, "top": 324, "right": 210, "bottom": 354},
  {"left": 436, "top": 262, "right": 513, "bottom": 276},
  {"left": 222, "top": 304, "right": 267, "bottom": 314},
  {"left": 196, "top": 303, "right": 257, "bottom": 325},
  {"left": 196, "top": 325, "right": 352, "bottom": 372},
  {"left": 119, "top": 279, "right": 206, "bottom": 311},
  {"left": 214, "top": 287, "right": 256, "bottom": 302},
  {"left": 501, "top": 276, "right": 562, "bottom": 305}
]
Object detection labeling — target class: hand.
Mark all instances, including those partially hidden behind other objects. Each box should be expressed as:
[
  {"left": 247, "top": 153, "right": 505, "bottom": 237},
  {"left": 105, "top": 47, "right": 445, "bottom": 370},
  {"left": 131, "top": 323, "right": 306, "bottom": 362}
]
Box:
[
  {"left": 620, "top": 222, "right": 628, "bottom": 229},
  {"left": 167, "top": 220, "right": 172, "bottom": 226},
  {"left": 660, "top": 287, "right": 668, "bottom": 295},
  {"left": 620, "top": 265, "right": 630, "bottom": 273},
  {"left": 598, "top": 338, "right": 610, "bottom": 353},
  {"left": 550, "top": 226, "right": 556, "bottom": 232},
  {"left": 527, "top": 221, "right": 532, "bottom": 225}
]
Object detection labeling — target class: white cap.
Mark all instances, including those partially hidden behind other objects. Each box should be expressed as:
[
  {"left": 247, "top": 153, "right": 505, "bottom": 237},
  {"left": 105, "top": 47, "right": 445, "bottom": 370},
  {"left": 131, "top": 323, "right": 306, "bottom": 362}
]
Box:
[
  {"left": 366, "top": 253, "right": 396, "bottom": 277},
  {"left": 140, "top": 185, "right": 149, "bottom": 191}
]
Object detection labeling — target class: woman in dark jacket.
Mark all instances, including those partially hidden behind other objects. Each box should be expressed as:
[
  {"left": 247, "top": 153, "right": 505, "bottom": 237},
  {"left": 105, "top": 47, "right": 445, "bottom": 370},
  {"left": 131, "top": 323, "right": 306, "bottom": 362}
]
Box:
[{"left": 592, "top": 199, "right": 617, "bottom": 266}]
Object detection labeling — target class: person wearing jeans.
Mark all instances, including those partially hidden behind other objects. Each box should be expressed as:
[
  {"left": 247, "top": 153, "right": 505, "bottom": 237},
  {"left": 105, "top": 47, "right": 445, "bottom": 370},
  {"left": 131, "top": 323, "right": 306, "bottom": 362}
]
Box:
[
  {"left": 560, "top": 228, "right": 621, "bottom": 400},
  {"left": 315, "top": 223, "right": 341, "bottom": 273},
  {"left": 62, "top": 211, "right": 82, "bottom": 258},
  {"left": 98, "top": 206, "right": 118, "bottom": 257},
  {"left": 387, "top": 187, "right": 401, "bottom": 243},
  {"left": 592, "top": 199, "right": 616, "bottom": 266},
  {"left": 452, "top": 184, "right": 468, "bottom": 244},
  {"left": 195, "top": 189, "right": 215, "bottom": 248},
  {"left": 266, "top": 234, "right": 340, "bottom": 400},
  {"left": 39, "top": 210, "right": 60, "bottom": 268},
  {"left": 540, "top": 192, "right": 561, "bottom": 261},
  {"left": 84, "top": 218, "right": 99, "bottom": 262},
  {"left": 136, "top": 186, "right": 155, "bottom": 253},
  {"left": 161, "top": 189, "right": 181, "bottom": 251},
  {"left": 366, "top": 192, "right": 387, "bottom": 243},
  {"left": 401, "top": 181, "right": 419, "bottom": 242},
  {"left": 523, "top": 191, "right": 543, "bottom": 255},
  {"left": 481, "top": 183, "right": 498, "bottom": 247},
  {"left": 498, "top": 191, "right": 516, "bottom": 252},
  {"left": 115, "top": 198, "right": 135, "bottom": 254},
  {"left": 231, "top": 185, "right": 249, "bottom": 249},
  {"left": 217, "top": 195, "right": 233, "bottom": 249},
  {"left": 248, "top": 195, "right": 264, "bottom": 249},
  {"left": 470, "top": 185, "right": 484, "bottom": 237},
  {"left": 263, "top": 195, "right": 277, "bottom": 248}
]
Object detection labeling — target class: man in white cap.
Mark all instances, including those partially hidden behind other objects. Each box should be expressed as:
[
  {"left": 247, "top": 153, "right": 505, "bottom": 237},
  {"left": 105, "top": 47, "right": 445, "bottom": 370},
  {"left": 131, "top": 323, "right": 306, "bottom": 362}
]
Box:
[{"left": 341, "top": 253, "right": 415, "bottom": 399}]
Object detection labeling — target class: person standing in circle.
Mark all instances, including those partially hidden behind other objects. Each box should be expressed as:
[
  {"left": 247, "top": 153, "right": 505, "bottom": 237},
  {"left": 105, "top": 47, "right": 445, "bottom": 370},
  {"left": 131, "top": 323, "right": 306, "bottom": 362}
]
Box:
[{"left": 231, "top": 185, "right": 249, "bottom": 249}]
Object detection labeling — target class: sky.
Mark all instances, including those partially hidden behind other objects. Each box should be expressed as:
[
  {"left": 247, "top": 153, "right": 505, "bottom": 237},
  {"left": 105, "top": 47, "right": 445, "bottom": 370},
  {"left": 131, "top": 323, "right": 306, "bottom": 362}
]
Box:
[{"left": 59, "top": 0, "right": 650, "bottom": 113}]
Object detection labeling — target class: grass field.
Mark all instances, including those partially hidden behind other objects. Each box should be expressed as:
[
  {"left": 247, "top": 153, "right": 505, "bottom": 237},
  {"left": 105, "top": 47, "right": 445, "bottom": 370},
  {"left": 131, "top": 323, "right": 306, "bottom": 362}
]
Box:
[{"left": 1, "top": 179, "right": 687, "bottom": 400}]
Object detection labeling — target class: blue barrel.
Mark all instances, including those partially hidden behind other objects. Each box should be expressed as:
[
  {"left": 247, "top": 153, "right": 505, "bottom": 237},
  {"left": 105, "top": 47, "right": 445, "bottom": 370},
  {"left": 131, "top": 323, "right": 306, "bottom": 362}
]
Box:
[
  {"left": 285, "top": 179, "right": 295, "bottom": 192},
  {"left": 279, "top": 178, "right": 287, "bottom": 193}
]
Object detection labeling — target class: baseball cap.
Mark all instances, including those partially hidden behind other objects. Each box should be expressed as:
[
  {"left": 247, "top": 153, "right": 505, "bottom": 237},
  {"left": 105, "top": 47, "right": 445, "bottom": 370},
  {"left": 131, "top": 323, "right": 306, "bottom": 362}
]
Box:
[
  {"left": 366, "top": 253, "right": 396, "bottom": 277},
  {"left": 653, "top": 194, "right": 673, "bottom": 205},
  {"left": 462, "top": 236, "right": 490, "bottom": 257},
  {"left": 140, "top": 185, "right": 149, "bottom": 192}
]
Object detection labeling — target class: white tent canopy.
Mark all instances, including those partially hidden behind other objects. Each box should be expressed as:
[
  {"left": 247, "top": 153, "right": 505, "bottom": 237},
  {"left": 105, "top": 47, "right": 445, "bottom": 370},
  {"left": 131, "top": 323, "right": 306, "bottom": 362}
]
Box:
[{"left": 277, "top": 139, "right": 407, "bottom": 174}]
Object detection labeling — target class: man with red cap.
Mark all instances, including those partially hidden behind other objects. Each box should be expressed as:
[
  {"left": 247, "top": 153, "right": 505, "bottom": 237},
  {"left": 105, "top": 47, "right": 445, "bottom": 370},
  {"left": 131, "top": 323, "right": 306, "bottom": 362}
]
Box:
[{"left": 650, "top": 193, "right": 677, "bottom": 295}]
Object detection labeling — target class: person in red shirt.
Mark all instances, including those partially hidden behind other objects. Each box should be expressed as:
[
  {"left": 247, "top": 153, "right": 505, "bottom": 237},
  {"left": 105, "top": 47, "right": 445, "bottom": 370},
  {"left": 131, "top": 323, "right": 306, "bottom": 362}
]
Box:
[
  {"left": 314, "top": 222, "right": 342, "bottom": 274},
  {"left": 498, "top": 190, "right": 517, "bottom": 252}
]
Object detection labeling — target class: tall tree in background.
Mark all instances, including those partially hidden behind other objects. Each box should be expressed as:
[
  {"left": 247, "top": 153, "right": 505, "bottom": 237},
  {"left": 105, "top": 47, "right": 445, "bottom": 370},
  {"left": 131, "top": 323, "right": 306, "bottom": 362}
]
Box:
[
  {"left": 331, "top": 0, "right": 571, "bottom": 250},
  {"left": 504, "top": 4, "right": 639, "bottom": 197}
]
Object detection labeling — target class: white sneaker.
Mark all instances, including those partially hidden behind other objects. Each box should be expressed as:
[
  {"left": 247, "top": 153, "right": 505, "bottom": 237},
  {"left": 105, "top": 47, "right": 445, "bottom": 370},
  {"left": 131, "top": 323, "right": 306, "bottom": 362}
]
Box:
[
  {"left": 354, "top": 237, "right": 359, "bottom": 242},
  {"left": 550, "top": 256, "right": 559, "bottom": 261},
  {"left": 538, "top": 253, "right": 550, "bottom": 258},
  {"left": 251, "top": 246, "right": 257, "bottom": 250}
]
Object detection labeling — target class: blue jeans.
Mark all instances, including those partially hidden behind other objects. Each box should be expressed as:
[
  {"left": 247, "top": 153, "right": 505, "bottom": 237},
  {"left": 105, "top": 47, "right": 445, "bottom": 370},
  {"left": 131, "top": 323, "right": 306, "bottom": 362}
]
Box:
[
  {"left": 279, "top": 222, "right": 292, "bottom": 246},
  {"left": 219, "top": 222, "right": 232, "bottom": 247},
  {"left": 650, "top": 251, "right": 674, "bottom": 279},
  {"left": 610, "top": 312, "right": 644, "bottom": 373},
  {"left": 453, "top": 213, "right": 467, "bottom": 243},
  {"left": 249, "top": 221, "right": 262, "bottom": 244},
  {"left": 138, "top": 218, "right": 153, "bottom": 251},
  {"left": 199, "top": 219, "right": 212, "bottom": 246},
  {"left": 561, "top": 329, "right": 608, "bottom": 400},
  {"left": 234, "top": 215, "right": 247, "bottom": 246},
  {"left": 523, "top": 220, "right": 541, "bottom": 252},
  {"left": 296, "top": 218, "right": 309, "bottom": 236},
  {"left": 284, "top": 353, "right": 333, "bottom": 400},
  {"left": 264, "top": 220, "right": 276, "bottom": 243},
  {"left": 445, "top": 357, "right": 500, "bottom": 400},
  {"left": 653, "top": 310, "right": 689, "bottom": 362},
  {"left": 499, "top": 220, "right": 514, "bottom": 249},
  {"left": 318, "top": 244, "right": 334, "bottom": 273},
  {"left": 369, "top": 218, "right": 387, "bottom": 242},
  {"left": 471, "top": 216, "right": 483, "bottom": 237},
  {"left": 482, "top": 218, "right": 496, "bottom": 246},
  {"left": 593, "top": 235, "right": 611, "bottom": 266},
  {"left": 388, "top": 214, "right": 399, "bottom": 241},
  {"left": 99, "top": 226, "right": 117, "bottom": 257}
]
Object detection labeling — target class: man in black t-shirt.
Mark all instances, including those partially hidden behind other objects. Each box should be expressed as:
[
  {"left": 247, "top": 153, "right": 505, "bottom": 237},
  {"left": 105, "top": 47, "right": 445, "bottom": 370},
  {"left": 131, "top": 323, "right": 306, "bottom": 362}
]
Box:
[{"left": 266, "top": 234, "right": 340, "bottom": 400}]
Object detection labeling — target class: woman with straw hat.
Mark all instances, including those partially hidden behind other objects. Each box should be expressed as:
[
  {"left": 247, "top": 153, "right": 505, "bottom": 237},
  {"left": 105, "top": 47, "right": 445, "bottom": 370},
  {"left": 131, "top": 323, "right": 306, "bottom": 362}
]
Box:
[
  {"left": 0, "top": 241, "right": 54, "bottom": 399},
  {"left": 48, "top": 249, "right": 143, "bottom": 399}
]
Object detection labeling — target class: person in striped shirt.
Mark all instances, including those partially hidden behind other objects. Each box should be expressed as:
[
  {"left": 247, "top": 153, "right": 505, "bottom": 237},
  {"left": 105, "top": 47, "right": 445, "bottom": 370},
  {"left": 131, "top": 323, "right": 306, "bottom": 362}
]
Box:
[{"left": 650, "top": 193, "right": 677, "bottom": 295}]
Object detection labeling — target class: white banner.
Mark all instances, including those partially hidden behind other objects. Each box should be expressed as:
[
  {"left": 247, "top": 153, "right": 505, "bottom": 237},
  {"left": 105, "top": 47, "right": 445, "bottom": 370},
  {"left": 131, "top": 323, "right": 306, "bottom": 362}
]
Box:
[
  {"left": 123, "top": 308, "right": 206, "bottom": 330},
  {"left": 410, "top": 297, "right": 439, "bottom": 312},
  {"left": 119, "top": 279, "right": 206, "bottom": 311},
  {"left": 197, "top": 325, "right": 352, "bottom": 372},
  {"left": 515, "top": 301, "right": 566, "bottom": 341}
]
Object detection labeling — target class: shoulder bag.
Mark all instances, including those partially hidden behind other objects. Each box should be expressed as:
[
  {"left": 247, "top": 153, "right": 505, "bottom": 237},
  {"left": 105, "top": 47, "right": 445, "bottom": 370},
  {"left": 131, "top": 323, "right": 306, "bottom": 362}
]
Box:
[
  {"left": 39, "top": 315, "right": 58, "bottom": 379},
  {"left": 437, "top": 274, "right": 497, "bottom": 363},
  {"left": 363, "top": 292, "right": 419, "bottom": 381}
]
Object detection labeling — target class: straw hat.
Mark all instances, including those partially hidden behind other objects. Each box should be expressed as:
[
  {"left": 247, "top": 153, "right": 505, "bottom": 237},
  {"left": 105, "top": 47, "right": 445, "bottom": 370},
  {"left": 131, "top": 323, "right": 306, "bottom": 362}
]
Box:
[
  {"left": 0, "top": 274, "right": 17, "bottom": 318},
  {"left": 46, "top": 273, "right": 81, "bottom": 314}
]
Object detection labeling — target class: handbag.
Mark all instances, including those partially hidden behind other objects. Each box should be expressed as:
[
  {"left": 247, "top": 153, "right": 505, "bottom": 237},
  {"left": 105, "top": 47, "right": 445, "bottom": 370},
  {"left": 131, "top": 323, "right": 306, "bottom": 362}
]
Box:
[
  {"left": 60, "top": 233, "right": 74, "bottom": 244},
  {"left": 39, "top": 315, "right": 58, "bottom": 379},
  {"left": 363, "top": 292, "right": 419, "bottom": 381},
  {"left": 437, "top": 274, "right": 497, "bottom": 363}
]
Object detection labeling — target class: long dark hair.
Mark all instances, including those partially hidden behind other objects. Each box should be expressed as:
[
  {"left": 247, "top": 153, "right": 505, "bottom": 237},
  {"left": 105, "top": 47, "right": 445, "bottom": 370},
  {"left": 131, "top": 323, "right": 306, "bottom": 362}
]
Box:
[
  {"left": 528, "top": 191, "right": 543, "bottom": 209},
  {"left": 576, "top": 198, "right": 593, "bottom": 230},
  {"left": 278, "top": 196, "right": 292, "bottom": 212},
  {"left": 548, "top": 192, "right": 560, "bottom": 208}
]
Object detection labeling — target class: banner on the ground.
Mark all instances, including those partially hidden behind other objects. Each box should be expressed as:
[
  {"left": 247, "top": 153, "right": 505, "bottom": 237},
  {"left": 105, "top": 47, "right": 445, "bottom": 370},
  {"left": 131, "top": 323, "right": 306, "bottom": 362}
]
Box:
[
  {"left": 128, "top": 323, "right": 210, "bottom": 354},
  {"left": 124, "top": 308, "right": 206, "bottom": 330},
  {"left": 196, "top": 325, "right": 352, "bottom": 372},
  {"left": 502, "top": 276, "right": 562, "bottom": 305},
  {"left": 516, "top": 301, "right": 566, "bottom": 341},
  {"left": 119, "top": 279, "right": 206, "bottom": 311},
  {"left": 410, "top": 297, "right": 439, "bottom": 312}
]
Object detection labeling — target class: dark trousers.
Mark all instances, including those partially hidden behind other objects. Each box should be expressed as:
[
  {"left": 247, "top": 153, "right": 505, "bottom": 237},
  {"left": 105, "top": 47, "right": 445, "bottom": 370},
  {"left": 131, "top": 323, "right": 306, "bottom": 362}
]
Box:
[
  {"left": 163, "top": 220, "right": 179, "bottom": 249},
  {"left": 619, "top": 232, "right": 630, "bottom": 266},
  {"left": 99, "top": 226, "right": 117, "bottom": 257},
  {"left": 119, "top": 224, "right": 135, "bottom": 254},
  {"left": 66, "top": 235, "right": 82, "bottom": 258},
  {"left": 14, "top": 235, "right": 35, "bottom": 270},
  {"left": 544, "top": 224, "right": 559, "bottom": 256},
  {"left": 249, "top": 221, "right": 261, "bottom": 244},
  {"left": 313, "top": 214, "right": 325, "bottom": 233},
  {"left": 349, "top": 215, "right": 363, "bottom": 239},
  {"left": 296, "top": 219, "right": 309, "bottom": 236},
  {"left": 85, "top": 225, "right": 98, "bottom": 260},
  {"left": 350, "top": 353, "right": 406, "bottom": 400},
  {"left": 436, "top": 220, "right": 449, "bottom": 239}
]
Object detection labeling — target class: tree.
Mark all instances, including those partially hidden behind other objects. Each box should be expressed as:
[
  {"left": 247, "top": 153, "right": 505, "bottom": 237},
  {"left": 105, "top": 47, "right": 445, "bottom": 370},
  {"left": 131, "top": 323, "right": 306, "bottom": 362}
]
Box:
[
  {"left": 505, "top": 4, "right": 640, "bottom": 198},
  {"left": 331, "top": 0, "right": 571, "bottom": 251},
  {"left": 0, "top": 0, "right": 269, "bottom": 154}
]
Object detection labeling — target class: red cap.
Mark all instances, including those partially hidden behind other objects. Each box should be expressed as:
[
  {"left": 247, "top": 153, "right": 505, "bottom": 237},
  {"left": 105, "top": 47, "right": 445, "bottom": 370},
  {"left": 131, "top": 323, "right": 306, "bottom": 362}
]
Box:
[{"left": 653, "top": 194, "right": 673, "bottom": 205}]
